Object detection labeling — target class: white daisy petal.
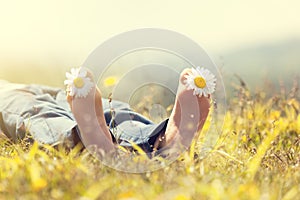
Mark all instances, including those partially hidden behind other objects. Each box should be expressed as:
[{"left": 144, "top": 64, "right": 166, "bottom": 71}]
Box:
[
  {"left": 64, "top": 80, "right": 73, "bottom": 85},
  {"left": 64, "top": 67, "right": 94, "bottom": 98},
  {"left": 195, "top": 67, "right": 202, "bottom": 74},
  {"left": 69, "top": 86, "right": 75, "bottom": 96},
  {"left": 71, "top": 68, "right": 76, "bottom": 75},
  {"left": 66, "top": 72, "right": 74, "bottom": 80},
  {"left": 191, "top": 68, "right": 198, "bottom": 75},
  {"left": 183, "top": 67, "right": 216, "bottom": 97},
  {"left": 78, "top": 67, "right": 87, "bottom": 77}
]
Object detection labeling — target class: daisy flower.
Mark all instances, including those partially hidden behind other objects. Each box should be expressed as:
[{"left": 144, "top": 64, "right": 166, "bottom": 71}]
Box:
[
  {"left": 183, "top": 67, "right": 216, "bottom": 97},
  {"left": 64, "top": 67, "right": 94, "bottom": 98}
]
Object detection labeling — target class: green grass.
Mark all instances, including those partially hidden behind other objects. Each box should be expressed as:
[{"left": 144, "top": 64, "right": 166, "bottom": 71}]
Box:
[{"left": 0, "top": 81, "right": 299, "bottom": 200}]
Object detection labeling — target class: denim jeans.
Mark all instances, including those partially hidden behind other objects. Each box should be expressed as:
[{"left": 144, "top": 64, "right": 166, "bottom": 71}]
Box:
[{"left": 0, "top": 80, "right": 167, "bottom": 152}]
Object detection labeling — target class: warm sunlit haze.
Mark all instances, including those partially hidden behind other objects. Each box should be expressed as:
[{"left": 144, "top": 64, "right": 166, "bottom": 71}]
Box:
[{"left": 1, "top": 0, "right": 299, "bottom": 88}]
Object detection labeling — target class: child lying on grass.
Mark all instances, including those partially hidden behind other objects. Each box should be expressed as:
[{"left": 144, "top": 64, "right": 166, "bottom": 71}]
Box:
[{"left": 0, "top": 67, "right": 214, "bottom": 157}]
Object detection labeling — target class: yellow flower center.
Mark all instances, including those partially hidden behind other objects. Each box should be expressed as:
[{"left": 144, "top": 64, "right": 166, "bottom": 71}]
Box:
[
  {"left": 73, "top": 77, "right": 84, "bottom": 88},
  {"left": 194, "top": 76, "right": 206, "bottom": 88}
]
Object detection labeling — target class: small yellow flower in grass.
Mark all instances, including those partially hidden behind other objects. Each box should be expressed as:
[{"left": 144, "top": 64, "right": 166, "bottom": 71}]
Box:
[
  {"left": 174, "top": 194, "right": 190, "bottom": 200},
  {"left": 104, "top": 76, "right": 117, "bottom": 87},
  {"left": 118, "top": 191, "right": 136, "bottom": 199},
  {"left": 64, "top": 67, "right": 94, "bottom": 98},
  {"left": 32, "top": 178, "right": 47, "bottom": 192},
  {"left": 269, "top": 110, "right": 281, "bottom": 121},
  {"left": 183, "top": 67, "right": 216, "bottom": 97},
  {"left": 29, "top": 162, "right": 47, "bottom": 192},
  {"left": 242, "top": 135, "right": 247, "bottom": 143}
]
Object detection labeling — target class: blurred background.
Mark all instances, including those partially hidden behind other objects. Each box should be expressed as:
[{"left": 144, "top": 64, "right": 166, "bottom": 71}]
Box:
[{"left": 1, "top": 0, "right": 299, "bottom": 93}]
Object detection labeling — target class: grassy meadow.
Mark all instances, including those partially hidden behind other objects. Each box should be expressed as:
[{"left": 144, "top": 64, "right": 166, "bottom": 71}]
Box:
[
  {"left": 0, "top": 73, "right": 299, "bottom": 200},
  {"left": 1, "top": 0, "right": 300, "bottom": 199}
]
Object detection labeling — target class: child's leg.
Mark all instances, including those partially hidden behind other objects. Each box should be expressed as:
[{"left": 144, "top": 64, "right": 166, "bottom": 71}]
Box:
[
  {"left": 157, "top": 69, "right": 211, "bottom": 150},
  {"left": 66, "top": 72, "right": 114, "bottom": 153}
]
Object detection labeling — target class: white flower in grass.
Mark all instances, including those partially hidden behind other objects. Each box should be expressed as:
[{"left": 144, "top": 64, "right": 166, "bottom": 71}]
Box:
[
  {"left": 64, "top": 67, "right": 94, "bottom": 98},
  {"left": 183, "top": 67, "right": 216, "bottom": 97}
]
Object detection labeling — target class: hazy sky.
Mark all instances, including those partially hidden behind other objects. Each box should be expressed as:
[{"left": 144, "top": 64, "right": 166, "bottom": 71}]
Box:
[{"left": 1, "top": 0, "right": 300, "bottom": 69}]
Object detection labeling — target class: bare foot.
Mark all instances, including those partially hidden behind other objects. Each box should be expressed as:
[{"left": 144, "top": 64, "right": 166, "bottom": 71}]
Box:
[
  {"left": 162, "top": 68, "right": 211, "bottom": 149},
  {"left": 66, "top": 68, "right": 114, "bottom": 153},
  {"left": 66, "top": 67, "right": 210, "bottom": 155}
]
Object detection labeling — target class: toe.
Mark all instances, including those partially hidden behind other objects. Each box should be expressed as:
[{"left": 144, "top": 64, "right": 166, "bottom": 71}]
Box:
[
  {"left": 179, "top": 68, "right": 192, "bottom": 84},
  {"left": 83, "top": 67, "right": 95, "bottom": 83}
]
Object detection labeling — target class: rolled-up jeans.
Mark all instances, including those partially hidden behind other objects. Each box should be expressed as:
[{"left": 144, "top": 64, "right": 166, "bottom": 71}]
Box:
[{"left": 0, "top": 80, "right": 168, "bottom": 152}]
